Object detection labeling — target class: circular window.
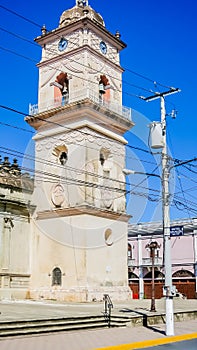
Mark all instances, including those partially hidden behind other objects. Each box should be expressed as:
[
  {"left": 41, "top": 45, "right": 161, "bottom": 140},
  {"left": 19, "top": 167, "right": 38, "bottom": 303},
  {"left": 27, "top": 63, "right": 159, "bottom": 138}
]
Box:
[{"left": 104, "top": 229, "right": 113, "bottom": 246}]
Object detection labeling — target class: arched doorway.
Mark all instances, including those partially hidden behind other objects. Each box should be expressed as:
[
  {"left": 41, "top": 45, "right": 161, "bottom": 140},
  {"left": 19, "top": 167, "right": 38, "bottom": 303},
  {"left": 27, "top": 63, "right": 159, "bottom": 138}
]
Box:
[
  {"left": 172, "top": 269, "right": 195, "bottom": 299},
  {"left": 128, "top": 272, "right": 139, "bottom": 299}
]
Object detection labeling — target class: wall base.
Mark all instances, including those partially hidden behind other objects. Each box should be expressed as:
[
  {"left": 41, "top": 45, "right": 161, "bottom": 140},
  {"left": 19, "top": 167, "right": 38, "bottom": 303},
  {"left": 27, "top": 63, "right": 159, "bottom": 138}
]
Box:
[{"left": 23, "top": 286, "right": 132, "bottom": 302}]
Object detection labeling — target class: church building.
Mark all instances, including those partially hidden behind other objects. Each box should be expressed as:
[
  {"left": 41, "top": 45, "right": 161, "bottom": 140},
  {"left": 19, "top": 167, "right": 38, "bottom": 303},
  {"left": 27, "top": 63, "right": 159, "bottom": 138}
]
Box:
[{"left": 0, "top": 1, "right": 134, "bottom": 301}]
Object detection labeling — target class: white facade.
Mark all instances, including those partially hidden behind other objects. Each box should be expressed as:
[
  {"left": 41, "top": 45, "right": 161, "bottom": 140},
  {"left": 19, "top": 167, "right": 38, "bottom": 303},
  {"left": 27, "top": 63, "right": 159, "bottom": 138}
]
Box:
[{"left": 25, "top": 2, "right": 134, "bottom": 302}]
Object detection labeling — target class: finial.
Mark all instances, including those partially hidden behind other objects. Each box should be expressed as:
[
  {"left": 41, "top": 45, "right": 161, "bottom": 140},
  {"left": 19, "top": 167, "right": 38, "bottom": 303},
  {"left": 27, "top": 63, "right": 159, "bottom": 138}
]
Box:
[
  {"left": 41, "top": 25, "right": 47, "bottom": 36},
  {"left": 76, "top": 0, "right": 88, "bottom": 7},
  {"left": 115, "top": 30, "right": 121, "bottom": 39}
]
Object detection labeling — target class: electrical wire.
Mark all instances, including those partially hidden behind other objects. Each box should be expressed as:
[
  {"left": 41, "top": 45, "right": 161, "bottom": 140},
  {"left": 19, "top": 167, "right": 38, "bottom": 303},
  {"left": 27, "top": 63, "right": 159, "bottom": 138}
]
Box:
[
  {"left": 0, "top": 119, "right": 159, "bottom": 166},
  {"left": 0, "top": 4, "right": 42, "bottom": 28},
  {"left": 0, "top": 20, "right": 153, "bottom": 97},
  {"left": 0, "top": 4, "right": 173, "bottom": 95},
  {"left": 0, "top": 46, "right": 37, "bottom": 63},
  {"left": 1, "top": 5, "right": 194, "bottom": 216},
  {"left": 167, "top": 127, "right": 192, "bottom": 220},
  {"left": 0, "top": 104, "right": 160, "bottom": 161},
  {"left": 0, "top": 146, "right": 161, "bottom": 196},
  {"left": 0, "top": 26, "right": 39, "bottom": 47}
]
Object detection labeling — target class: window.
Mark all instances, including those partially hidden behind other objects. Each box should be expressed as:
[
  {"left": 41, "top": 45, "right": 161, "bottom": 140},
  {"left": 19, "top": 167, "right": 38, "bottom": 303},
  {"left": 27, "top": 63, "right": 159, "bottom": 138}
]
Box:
[
  {"left": 52, "top": 267, "right": 62, "bottom": 286},
  {"left": 128, "top": 243, "right": 132, "bottom": 259},
  {"left": 99, "top": 148, "right": 110, "bottom": 166}
]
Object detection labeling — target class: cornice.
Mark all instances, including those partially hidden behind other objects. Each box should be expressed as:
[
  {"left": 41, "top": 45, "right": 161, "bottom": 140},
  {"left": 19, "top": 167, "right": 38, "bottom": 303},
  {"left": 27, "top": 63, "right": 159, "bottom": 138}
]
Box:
[
  {"left": 35, "top": 17, "right": 126, "bottom": 51},
  {"left": 26, "top": 98, "right": 134, "bottom": 134},
  {"left": 36, "top": 204, "right": 131, "bottom": 222}
]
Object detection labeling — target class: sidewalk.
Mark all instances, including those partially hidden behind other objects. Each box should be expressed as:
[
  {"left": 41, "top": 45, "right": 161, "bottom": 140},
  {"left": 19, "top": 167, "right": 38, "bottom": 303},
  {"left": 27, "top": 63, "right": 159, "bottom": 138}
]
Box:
[
  {"left": 0, "top": 298, "right": 196, "bottom": 349},
  {"left": 0, "top": 298, "right": 197, "bottom": 321}
]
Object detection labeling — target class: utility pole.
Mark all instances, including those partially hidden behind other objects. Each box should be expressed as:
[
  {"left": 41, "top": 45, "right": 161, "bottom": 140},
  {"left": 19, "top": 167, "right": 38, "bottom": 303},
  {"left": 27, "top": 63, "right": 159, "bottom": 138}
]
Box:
[
  {"left": 138, "top": 234, "right": 144, "bottom": 300},
  {"left": 143, "top": 88, "right": 180, "bottom": 336}
]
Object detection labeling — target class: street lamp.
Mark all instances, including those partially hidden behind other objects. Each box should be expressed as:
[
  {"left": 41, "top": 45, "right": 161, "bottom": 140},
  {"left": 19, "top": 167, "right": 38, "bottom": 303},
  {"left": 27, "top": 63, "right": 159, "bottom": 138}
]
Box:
[
  {"left": 145, "top": 241, "right": 160, "bottom": 312},
  {"left": 122, "top": 169, "right": 160, "bottom": 178}
]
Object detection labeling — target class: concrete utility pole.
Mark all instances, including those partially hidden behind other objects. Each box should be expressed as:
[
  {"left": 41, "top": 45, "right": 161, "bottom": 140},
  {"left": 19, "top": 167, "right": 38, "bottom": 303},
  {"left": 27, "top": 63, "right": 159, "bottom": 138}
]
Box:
[
  {"left": 144, "top": 88, "right": 180, "bottom": 336},
  {"left": 138, "top": 234, "right": 144, "bottom": 300}
]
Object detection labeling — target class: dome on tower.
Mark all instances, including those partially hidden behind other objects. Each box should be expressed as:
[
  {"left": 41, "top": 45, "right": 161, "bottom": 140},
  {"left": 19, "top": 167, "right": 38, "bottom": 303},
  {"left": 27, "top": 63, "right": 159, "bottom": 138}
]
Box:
[{"left": 59, "top": 3, "right": 105, "bottom": 28}]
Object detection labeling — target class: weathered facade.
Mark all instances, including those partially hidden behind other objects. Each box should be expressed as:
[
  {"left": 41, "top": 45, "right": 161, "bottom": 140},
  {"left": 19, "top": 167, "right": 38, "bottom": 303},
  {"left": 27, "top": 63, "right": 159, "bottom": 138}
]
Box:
[{"left": 0, "top": 157, "right": 35, "bottom": 299}]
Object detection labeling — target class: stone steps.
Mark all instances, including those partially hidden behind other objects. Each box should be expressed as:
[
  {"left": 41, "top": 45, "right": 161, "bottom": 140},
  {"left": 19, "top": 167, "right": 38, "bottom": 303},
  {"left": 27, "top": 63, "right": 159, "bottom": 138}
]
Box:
[
  {"left": 0, "top": 314, "right": 132, "bottom": 337},
  {"left": 0, "top": 309, "right": 195, "bottom": 337}
]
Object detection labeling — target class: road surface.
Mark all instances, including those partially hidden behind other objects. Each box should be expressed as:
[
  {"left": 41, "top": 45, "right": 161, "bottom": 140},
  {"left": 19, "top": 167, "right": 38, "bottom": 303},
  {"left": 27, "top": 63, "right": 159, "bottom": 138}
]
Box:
[{"left": 140, "top": 338, "right": 197, "bottom": 349}]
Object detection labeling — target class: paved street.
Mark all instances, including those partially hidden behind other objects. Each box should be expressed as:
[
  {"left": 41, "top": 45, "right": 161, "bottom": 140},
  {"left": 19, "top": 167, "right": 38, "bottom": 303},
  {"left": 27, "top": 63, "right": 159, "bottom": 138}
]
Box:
[{"left": 143, "top": 339, "right": 197, "bottom": 350}]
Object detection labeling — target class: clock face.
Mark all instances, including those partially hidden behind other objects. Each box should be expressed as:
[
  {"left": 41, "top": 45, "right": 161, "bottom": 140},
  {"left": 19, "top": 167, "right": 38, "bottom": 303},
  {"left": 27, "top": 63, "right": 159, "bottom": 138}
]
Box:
[
  {"left": 100, "top": 41, "right": 107, "bottom": 55},
  {"left": 58, "top": 37, "right": 68, "bottom": 52}
]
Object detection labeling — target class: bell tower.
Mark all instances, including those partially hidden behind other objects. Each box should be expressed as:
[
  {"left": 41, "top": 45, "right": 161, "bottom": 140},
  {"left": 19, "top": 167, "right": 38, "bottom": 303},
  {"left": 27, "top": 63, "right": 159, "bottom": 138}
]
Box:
[{"left": 26, "top": 1, "right": 134, "bottom": 301}]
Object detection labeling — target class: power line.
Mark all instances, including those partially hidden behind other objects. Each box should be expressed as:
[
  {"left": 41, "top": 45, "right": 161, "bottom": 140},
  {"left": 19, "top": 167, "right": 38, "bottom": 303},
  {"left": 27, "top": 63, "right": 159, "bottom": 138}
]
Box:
[
  {"left": 0, "top": 4, "right": 42, "bottom": 28},
  {"left": 0, "top": 44, "right": 143, "bottom": 102},
  {"left": 126, "top": 67, "right": 172, "bottom": 90},
  {"left": 0, "top": 119, "right": 159, "bottom": 166},
  {"left": 0, "top": 120, "right": 155, "bottom": 167},
  {"left": 0, "top": 104, "right": 159, "bottom": 160},
  {"left": 0, "top": 151, "right": 161, "bottom": 203},
  {"left": 0, "top": 46, "right": 37, "bottom": 63},
  {"left": 0, "top": 3, "right": 172, "bottom": 94},
  {"left": 0, "top": 26, "right": 39, "bottom": 47},
  {"left": 0, "top": 35, "right": 152, "bottom": 100},
  {"left": 0, "top": 121, "right": 34, "bottom": 134},
  {"left": 0, "top": 146, "right": 161, "bottom": 195}
]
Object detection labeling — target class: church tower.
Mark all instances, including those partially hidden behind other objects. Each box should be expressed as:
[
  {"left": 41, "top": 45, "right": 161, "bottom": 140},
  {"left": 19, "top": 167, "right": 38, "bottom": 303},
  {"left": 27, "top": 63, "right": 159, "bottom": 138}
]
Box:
[{"left": 26, "top": 0, "right": 134, "bottom": 301}]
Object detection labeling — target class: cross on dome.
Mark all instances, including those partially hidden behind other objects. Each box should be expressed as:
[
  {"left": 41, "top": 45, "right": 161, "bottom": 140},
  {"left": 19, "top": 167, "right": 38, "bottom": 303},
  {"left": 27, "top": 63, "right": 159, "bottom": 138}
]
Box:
[{"left": 76, "top": 0, "right": 89, "bottom": 7}]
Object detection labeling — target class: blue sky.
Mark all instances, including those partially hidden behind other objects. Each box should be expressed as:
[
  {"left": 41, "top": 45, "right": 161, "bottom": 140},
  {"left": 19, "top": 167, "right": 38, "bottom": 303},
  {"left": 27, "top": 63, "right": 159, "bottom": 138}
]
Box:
[{"left": 0, "top": 0, "right": 197, "bottom": 223}]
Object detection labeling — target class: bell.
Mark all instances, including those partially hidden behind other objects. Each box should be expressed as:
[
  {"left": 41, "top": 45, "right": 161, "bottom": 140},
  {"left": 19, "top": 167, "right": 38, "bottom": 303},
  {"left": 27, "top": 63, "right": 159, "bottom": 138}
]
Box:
[
  {"left": 59, "top": 152, "right": 67, "bottom": 165},
  {"left": 50, "top": 81, "right": 63, "bottom": 90},
  {"left": 99, "top": 83, "right": 105, "bottom": 94}
]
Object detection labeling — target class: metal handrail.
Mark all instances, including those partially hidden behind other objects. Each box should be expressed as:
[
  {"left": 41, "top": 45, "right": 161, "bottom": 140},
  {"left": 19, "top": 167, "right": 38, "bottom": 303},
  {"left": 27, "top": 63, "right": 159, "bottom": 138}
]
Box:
[
  {"left": 103, "top": 294, "right": 113, "bottom": 328},
  {"left": 29, "top": 89, "right": 132, "bottom": 121}
]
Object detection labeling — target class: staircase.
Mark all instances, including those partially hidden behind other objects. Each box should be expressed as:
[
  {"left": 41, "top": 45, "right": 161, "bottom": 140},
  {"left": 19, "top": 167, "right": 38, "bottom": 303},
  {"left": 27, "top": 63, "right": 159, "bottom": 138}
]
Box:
[
  {"left": 0, "top": 314, "right": 133, "bottom": 337},
  {"left": 0, "top": 296, "right": 134, "bottom": 337}
]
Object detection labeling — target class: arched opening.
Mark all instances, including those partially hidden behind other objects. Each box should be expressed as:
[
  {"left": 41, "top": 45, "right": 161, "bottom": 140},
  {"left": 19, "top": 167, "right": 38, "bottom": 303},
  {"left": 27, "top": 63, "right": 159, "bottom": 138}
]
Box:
[
  {"left": 128, "top": 271, "right": 139, "bottom": 299},
  {"left": 144, "top": 270, "right": 164, "bottom": 279},
  {"left": 99, "top": 75, "right": 111, "bottom": 102},
  {"left": 52, "top": 145, "right": 68, "bottom": 165},
  {"left": 128, "top": 271, "right": 138, "bottom": 279},
  {"left": 51, "top": 71, "right": 69, "bottom": 105},
  {"left": 52, "top": 267, "right": 62, "bottom": 286},
  {"left": 172, "top": 269, "right": 195, "bottom": 278},
  {"left": 99, "top": 148, "right": 110, "bottom": 166},
  {"left": 172, "top": 269, "right": 195, "bottom": 299}
]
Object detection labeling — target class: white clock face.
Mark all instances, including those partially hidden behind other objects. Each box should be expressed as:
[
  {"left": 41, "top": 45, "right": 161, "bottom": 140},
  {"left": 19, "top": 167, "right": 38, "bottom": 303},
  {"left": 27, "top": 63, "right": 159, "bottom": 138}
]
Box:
[
  {"left": 100, "top": 41, "right": 107, "bottom": 55},
  {"left": 58, "top": 37, "right": 68, "bottom": 52}
]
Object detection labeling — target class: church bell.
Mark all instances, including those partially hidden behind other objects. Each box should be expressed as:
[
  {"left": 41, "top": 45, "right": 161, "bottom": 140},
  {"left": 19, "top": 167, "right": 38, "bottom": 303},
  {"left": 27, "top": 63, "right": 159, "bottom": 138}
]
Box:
[{"left": 99, "top": 83, "right": 105, "bottom": 94}]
